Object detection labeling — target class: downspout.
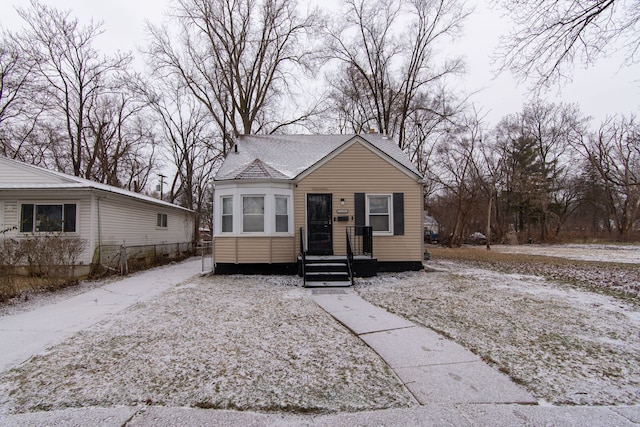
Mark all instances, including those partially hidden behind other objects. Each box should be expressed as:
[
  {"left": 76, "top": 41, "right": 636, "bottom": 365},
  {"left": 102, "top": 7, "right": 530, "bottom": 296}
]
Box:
[
  {"left": 211, "top": 183, "right": 215, "bottom": 274},
  {"left": 421, "top": 180, "right": 426, "bottom": 262},
  {"left": 97, "top": 195, "right": 102, "bottom": 266}
]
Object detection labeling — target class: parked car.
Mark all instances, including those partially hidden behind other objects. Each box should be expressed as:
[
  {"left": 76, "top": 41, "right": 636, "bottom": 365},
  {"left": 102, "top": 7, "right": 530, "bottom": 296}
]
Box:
[{"left": 469, "top": 232, "right": 487, "bottom": 245}]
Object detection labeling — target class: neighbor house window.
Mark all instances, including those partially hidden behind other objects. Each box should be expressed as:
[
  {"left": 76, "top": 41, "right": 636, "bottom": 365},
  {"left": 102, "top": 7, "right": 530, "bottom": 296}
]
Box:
[
  {"left": 243, "top": 196, "right": 264, "bottom": 232},
  {"left": 367, "top": 195, "right": 391, "bottom": 233},
  {"left": 221, "top": 196, "right": 233, "bottom": 232},
  {"left": 157, "top": 213, "right": 168, "bottom": 228},
  {"left": 275, "top": 196, "right": 289, "bottom": 232},
  {"left": 20, "top": 204, "right": 77, "bottom": 233}
]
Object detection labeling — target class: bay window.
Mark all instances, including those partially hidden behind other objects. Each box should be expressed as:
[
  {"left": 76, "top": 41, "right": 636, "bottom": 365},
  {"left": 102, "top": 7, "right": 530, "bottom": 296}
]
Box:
[
  {"left": 221, "top": 196, "right": 233, "bottom": 232},
  {"left": 275, "top": 196, "right": 289, "bottom": 232},
  {"left": 243, "top": 196, "right": 264, "bottom": 232}
]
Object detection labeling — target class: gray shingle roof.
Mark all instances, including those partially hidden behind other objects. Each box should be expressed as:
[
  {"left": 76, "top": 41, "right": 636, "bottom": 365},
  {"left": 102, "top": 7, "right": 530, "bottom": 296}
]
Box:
[{"left": 214, "top": 134, "right": 422, "bottom": 181}]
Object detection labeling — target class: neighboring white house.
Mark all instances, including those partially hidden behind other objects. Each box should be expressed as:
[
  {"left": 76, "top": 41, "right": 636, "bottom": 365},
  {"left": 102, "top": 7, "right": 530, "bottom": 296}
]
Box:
[{"left": 0, "top": 156, "right": 195, "bottom": 275}]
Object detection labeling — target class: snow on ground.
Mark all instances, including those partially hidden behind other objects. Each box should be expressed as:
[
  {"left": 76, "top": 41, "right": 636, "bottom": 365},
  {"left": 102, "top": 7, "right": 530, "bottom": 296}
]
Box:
[
  {"left": 0, "top": 244, "right": 638, "bottom": 414},
  {"left": 0, "top": 275, "right": 413, "bottom": 415},
  {"left": 482, "top": 243, "right": 640, "bottom": 264},
  {"left": 357, "top": 259, "right": 640, "bottom": 406}
]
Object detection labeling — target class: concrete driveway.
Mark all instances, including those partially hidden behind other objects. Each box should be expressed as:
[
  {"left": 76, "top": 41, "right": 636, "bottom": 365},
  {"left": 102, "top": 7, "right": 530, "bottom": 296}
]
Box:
[{"left": 0, "top": 258, "right": 202, "bottom": 373}]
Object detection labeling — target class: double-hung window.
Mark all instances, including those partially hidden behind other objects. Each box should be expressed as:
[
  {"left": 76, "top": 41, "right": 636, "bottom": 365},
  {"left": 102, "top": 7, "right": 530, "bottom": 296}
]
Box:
[
  {"left": 157, "top": 213, "right": 168, "bottom": 228},
  {"left": 221, "top": 196, "right": 233, "bottom": 232},
  {"left": 20, "top": 203, "right": 77, "bottom": 233},
  {"left": 275, "top": 196, "right": 289, "bottom": 233},
  {"left": 243, "top": 196, "right": 264, "bottom": 232},
  {"left": 367, "top": 195, "right": 391, "bottom": 233}
]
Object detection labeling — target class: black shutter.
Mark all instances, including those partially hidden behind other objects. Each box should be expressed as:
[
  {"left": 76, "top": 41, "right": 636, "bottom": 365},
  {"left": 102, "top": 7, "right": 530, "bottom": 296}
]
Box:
[
  {"left": 393, "top": 193, "right": 404, "bottom": 235},
  {"left": 354, "top": 193, "right": 365, "bottom": 235}
]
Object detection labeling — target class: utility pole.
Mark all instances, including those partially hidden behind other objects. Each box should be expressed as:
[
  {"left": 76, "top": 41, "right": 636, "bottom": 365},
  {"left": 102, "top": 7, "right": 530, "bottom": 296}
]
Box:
[{"left": 158, "top": 174, "right": 166, "bottom": 200}]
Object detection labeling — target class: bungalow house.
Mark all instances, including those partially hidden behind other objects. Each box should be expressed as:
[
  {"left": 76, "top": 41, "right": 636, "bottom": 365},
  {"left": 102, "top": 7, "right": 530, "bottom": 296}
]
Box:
[
  {"left": 0, "top": 156, "right": 195, "bottom": 276},
  {"left": 212, "top": 134, "right": 425, "bottom": 284}
]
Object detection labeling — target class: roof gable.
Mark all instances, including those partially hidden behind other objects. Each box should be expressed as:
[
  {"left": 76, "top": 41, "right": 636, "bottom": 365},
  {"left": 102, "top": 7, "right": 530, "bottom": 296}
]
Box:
[
  {"left": 214, "top": 134, "right": 423, "bottom": 182},
  {"left": 0, "top": 157, "right": 77, "bottom": 185},
  {"left": 0, "top": 156, "right": 192, "bottom": 212}
]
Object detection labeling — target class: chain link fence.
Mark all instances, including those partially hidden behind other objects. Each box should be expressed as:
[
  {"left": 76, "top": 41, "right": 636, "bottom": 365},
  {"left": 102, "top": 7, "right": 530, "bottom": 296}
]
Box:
[{"left": 91, "top": 242, "right": 195, "bottom": 277}]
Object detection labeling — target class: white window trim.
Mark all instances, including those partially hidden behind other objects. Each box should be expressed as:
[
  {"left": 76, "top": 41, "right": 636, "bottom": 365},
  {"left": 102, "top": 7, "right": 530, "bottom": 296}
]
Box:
[
  {"left": 274, "top": 194, "right": 291, "bottom": 234},
  {"left": 156, "top": 212, "right": 168, "bottom": 229},
  {"left": 18, "top": 202, "right": 79, "bottom": 234},
  {"left": 242, "top": 195, "right": 265, "bottom": 234},
  {"left": 366, "top": 194, "right": 393, "bottom": 236},
  {"left": 214, "top": 185, "right": 294, "bottom": 237},
  {"left": 220, "top": 195, "right": 233, "bottom": 233}
]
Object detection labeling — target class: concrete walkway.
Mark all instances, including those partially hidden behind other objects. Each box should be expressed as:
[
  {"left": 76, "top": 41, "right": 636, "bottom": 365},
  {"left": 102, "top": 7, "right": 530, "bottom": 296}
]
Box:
[
  {"left": 2, "top": 403, "right": 640, "bottom": 426},
  {"left": 310, "top": 288, "right": 536, "bottom": 406},
  {"left": 0, "top": 258, "right": 202, "bottom": 373}
]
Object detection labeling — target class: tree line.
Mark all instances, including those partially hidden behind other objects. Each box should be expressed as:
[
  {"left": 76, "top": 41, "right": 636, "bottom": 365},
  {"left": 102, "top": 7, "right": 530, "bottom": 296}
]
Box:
[
  {"left": 1, "top": 0, "right": 638, "bottom": 243},
  {"left": 429, "top": 102, "right": 639, "bottom": 245}
]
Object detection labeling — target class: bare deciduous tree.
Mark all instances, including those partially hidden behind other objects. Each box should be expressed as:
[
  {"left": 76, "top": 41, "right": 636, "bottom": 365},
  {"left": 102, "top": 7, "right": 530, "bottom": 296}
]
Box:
[
  {"left": 132, "top": 71, "right": 222, "bottom": 236},
  {"left": 576, "top": 115, "right": 640, "bottom": 236},
  {"left": 429, "top": 111, "right": 484, "bottom": 247},
  {"left": 146, "top": 0, "right": 321, "bottom": 152},
  {"left": 495, "top": 0, "right": 640, "bottom": 89},
  {"left": 84, "top": 91, "right": 158, "bottom": 191},
  {"left": 0, "top": 31, "right": 45, "bottom": 163},
  {"left": 326, "top": 0, "right": 469, "bottom": 150},
  {"left": 17, "top": 0, "right": 132, "bottom": 177}
]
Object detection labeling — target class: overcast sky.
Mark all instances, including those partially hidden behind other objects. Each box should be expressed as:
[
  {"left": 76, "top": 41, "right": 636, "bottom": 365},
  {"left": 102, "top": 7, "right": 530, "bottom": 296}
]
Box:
[{"left": 1, "top": 0, "right": 638, "bottom": 130}]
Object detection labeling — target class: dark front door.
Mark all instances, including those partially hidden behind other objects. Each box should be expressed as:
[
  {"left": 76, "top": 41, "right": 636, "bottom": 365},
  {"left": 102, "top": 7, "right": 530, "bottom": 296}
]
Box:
[{"left": 307, "top": 194, "right": 332, "bottom": 255}]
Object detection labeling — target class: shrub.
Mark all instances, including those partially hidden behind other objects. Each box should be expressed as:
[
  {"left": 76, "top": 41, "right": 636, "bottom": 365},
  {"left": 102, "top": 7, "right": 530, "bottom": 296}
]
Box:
[
  {"left": 0, "top": 232, "right": 25, "bottom": 302},
  {"left": 21, "top": 235, "right": 87, "bottom": 278},
  {"left": 0, "top": 234, "right": 87, "bottom": 302}
]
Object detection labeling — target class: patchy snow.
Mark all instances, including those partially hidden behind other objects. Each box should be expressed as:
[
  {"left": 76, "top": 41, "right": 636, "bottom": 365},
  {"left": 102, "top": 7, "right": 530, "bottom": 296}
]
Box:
[
  {"left": 481, "top": 244, "right": 640, "bottom": 264},
  {"left": 357, "top": 259, "right": 640, "bottom": 406},
  {"left": 1, "top": 244, "right": 639, "bottom": 416},
  {"left": 0, "top": 275, "right": 413, "bottom": 415}
]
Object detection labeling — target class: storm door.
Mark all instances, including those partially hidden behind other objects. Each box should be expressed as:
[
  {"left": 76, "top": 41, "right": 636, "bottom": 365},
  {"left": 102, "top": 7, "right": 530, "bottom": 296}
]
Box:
[{"left": 306, "top": 194, "right": 333, "bottom": 255}]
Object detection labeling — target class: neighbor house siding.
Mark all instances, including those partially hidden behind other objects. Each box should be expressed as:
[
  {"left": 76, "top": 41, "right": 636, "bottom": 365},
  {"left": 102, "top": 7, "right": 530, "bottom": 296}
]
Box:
[
  {"left": 0, "top": 190, "right": 95, "bottom": 265},
  {"left": 98, "top": 195, "right": 193, "bottom": 247},
  {"left": 294, "top": 141, "right": 423, "bottom": 262}
]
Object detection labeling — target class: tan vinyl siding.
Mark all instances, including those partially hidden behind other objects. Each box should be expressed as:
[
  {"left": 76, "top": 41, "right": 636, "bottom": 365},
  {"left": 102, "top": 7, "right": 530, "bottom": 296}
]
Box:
[
  {"left": 237, "top": 238, "right": 271, "bottom": 263},
  {"left": 295, "top": 141, "right": 423, "bottom": 262},
  {"left": 269, "top": 236, "right": 296, "bottom": 262},
  {"left": 214, "top": 237, "right": 238, "bottom": 263},
  {"left": 215, "top": 236, "right": 296, "bottom": 264}
]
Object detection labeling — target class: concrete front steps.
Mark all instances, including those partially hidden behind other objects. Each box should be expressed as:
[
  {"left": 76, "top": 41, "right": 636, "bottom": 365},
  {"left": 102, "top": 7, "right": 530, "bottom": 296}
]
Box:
[{"left": 303, "top": 256, "right": 353, "bottom": 287}]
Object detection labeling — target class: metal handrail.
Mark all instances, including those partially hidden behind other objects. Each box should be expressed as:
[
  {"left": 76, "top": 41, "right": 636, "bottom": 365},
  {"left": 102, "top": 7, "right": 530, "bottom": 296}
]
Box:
[
  {"left": 299, "top": 227, "right": 306, "bottom": 287},
  {"left": 345, "top": 229, "right": 355, "bottom": 286},
  {"left": 346, "top": 226, "right": 373, "bottom": 257}
]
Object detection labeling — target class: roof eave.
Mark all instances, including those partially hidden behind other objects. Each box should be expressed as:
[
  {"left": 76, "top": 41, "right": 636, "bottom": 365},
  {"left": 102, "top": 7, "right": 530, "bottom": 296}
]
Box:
[{"left": 213, "top": 177, "right": 294, "bottom": 185}]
